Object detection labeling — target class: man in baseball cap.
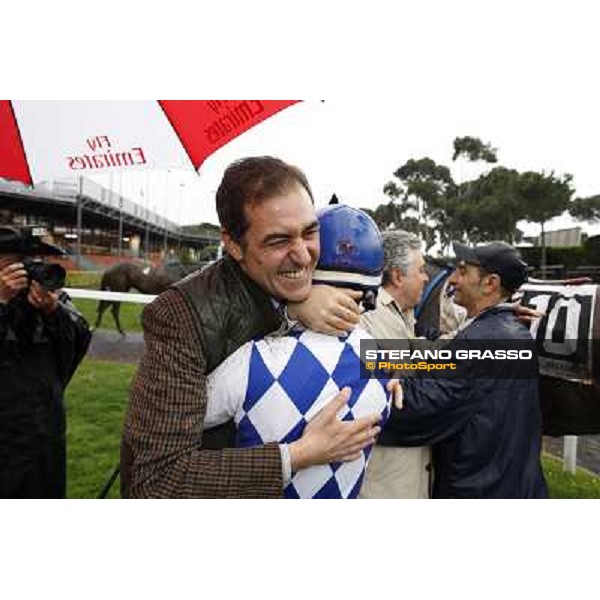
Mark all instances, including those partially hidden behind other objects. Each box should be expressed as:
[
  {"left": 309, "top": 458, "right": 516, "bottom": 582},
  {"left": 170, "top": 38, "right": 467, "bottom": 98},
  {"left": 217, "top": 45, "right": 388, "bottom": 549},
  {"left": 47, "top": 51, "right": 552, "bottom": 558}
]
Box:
[{"left": 453, "top": 241, "right": 528, "bottom": 294}]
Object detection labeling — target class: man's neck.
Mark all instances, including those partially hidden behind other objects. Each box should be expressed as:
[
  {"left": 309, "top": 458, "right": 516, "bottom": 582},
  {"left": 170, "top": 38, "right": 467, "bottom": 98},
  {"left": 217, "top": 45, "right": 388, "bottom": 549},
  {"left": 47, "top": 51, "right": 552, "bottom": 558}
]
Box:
[{"left": 465, "top": 294, "right": 509, "bottom": 318}]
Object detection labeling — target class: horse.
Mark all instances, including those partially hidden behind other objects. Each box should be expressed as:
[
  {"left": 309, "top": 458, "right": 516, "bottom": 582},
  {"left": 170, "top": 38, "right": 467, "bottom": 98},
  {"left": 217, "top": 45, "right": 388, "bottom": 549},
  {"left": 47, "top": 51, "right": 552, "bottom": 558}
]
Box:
[
  {"left": 94, "top": 261, "right": 201, "bottom": 336},
  {"left": 415, "top": 259, "right": 600, "bottom": 437}
]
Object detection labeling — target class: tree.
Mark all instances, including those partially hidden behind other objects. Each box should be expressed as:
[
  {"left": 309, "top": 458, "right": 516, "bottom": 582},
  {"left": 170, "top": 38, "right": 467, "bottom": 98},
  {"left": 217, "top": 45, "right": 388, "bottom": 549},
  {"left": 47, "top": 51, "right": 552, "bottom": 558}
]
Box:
[
  {"left": 382, "top": 157, "right": 456, "bottom": 250},
  {"left": 378, "top": 138, "right": 575, "bottom": 260},
  {"left": 569, "top": 195, "right": 600, "bottom": 222},
  {"left": 516, "top": 171, "right": 574, "bottom": 273},
  {"left": 453, "top": 167, "right": 523, "bottom": 244},
  {"left": 452, "top": 136, "right": 498, "bottom": 163},
  {"left": 180, "top": 222, "right": 220, "bottom": 238},
  {"left": 446, "top": 137, "right": 515, "bottom": 246},
  {"left": 381, "top": 139, "right": 514, "bottom": 251}
]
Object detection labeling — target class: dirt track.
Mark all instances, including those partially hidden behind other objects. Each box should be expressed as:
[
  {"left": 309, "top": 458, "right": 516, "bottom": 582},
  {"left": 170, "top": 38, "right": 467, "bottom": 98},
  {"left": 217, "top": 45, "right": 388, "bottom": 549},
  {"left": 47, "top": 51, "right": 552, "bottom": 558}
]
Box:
[{"left": 87, "top": 329, "right": 145, "bottom": 364}]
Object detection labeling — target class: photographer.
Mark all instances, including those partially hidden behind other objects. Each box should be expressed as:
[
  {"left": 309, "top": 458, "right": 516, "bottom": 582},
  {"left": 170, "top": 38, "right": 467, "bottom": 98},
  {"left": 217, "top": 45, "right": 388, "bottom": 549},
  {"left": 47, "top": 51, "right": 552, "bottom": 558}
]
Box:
[{"left": 0, "top": 226, "right": 91, "bottom": 498}]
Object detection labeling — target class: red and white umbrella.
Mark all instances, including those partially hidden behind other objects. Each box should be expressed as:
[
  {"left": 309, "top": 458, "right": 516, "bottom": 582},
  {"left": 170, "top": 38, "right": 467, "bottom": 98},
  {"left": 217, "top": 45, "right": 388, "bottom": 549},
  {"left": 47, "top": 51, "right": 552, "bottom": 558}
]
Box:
[{"left": 0, "top": 100, "right": 299, "bottom": 186}]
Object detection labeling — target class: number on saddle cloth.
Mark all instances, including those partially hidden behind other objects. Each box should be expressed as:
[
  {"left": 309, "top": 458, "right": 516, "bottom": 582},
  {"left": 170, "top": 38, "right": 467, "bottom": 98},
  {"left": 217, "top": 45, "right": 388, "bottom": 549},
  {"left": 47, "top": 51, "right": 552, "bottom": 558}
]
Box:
[{"left": 520, "top": 280, "right": 600, "bottom": 436}]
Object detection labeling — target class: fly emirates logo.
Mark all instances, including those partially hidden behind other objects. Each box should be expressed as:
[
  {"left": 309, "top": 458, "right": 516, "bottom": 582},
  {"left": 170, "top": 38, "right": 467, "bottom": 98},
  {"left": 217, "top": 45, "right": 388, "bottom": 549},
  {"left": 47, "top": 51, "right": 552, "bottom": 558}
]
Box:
[{"left": 66, "top": 135, "right": 147, "bottom": 172}]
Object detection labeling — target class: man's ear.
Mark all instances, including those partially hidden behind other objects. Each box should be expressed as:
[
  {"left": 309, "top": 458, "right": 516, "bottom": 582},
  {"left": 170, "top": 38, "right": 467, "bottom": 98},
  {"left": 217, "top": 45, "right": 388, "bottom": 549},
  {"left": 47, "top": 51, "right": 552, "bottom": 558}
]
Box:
[
  {"left": 390, "top": 268, "right": 404, "bottom": 287},
  {"left": 483, "top": 273, "right": 501, "bottom": 296},
  {"left": 221, "top": 229, "right": 243, "bottom": 262}
]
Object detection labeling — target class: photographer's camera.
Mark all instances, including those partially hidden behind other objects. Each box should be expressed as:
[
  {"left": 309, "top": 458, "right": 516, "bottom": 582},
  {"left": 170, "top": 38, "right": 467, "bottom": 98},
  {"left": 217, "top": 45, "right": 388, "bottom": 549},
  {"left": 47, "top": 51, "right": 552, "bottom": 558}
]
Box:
[{"left": 22, "top": 258, "right": 66, "bottom": 291}]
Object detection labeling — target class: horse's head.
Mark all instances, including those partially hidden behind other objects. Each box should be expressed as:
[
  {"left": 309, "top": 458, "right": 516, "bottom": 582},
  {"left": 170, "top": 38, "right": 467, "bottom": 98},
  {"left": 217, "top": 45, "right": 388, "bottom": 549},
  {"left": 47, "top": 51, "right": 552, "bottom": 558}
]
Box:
[{"left": 414, "top": 259, "right": 460, "bottom": 339}]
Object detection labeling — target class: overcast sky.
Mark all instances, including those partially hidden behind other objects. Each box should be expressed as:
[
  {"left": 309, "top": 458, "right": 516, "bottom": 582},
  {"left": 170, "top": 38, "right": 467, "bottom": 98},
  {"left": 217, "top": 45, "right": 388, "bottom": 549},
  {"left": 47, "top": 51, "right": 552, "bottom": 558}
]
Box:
[
  {"left": 93, "top": 94, "right": 600, "bottom": 242},
  {"left": 10, "top": 2, "right": 600, "bottom": 244}
]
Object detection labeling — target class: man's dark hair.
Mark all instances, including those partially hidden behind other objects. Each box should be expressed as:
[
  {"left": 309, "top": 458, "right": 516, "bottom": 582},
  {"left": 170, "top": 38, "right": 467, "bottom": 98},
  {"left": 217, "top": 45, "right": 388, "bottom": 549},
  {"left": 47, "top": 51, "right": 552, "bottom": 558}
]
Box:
[{"left": 216, "top": 156, "right": 314, "bottom": 242}]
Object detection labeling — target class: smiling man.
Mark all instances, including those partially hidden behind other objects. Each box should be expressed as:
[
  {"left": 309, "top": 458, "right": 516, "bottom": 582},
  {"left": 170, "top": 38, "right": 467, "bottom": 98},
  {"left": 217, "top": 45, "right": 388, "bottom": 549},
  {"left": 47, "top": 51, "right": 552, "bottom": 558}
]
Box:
[
  {"left": 219, "top": 164, "right": 319, "bottom": 303},
  {"left": 121, "top": 157, "right": 383, "bottom": 498}
]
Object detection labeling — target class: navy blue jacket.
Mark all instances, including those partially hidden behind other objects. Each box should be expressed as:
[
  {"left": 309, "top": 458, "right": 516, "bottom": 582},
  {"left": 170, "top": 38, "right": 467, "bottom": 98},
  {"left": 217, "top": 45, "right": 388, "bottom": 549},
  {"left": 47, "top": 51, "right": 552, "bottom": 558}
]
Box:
[{"left": 384, "top": 305, "right": 548, "bottom": 499}]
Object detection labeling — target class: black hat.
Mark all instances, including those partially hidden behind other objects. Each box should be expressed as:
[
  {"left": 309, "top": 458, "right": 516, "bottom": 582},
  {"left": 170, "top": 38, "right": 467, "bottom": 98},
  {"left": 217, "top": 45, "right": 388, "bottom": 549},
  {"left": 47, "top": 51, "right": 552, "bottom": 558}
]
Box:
[
  {"left": 453, "top": 241, "right": 528, "bottom": 290},
  {"left": 0, "top": 226, "right": 66, "bottom": 256}
]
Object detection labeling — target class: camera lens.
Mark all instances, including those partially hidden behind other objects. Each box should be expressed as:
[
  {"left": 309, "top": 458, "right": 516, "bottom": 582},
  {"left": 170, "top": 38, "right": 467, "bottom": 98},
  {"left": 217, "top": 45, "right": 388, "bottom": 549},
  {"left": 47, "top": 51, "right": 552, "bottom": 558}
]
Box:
[{"left": 23, "top": 259, "right": 67, "bottom": 291}]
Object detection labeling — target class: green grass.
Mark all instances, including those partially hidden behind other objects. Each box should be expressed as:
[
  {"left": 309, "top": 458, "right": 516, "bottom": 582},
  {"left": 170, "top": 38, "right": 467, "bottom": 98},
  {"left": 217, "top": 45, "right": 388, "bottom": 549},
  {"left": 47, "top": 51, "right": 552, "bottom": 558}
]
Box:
[
  {"left": 65, "top": 359, "right": 136, "bottom": 498},
  {"left": 541, "top": 455, "right": 600, "bottom": 498},
  {"left": 71, "top": 297, "right": 145, "bottom": 333},
  {"left": 66, "top": 270, "right": 103, "bottom": 289},
  {"left": 64, "top": 359, "right": 600, "bottom": 498}
]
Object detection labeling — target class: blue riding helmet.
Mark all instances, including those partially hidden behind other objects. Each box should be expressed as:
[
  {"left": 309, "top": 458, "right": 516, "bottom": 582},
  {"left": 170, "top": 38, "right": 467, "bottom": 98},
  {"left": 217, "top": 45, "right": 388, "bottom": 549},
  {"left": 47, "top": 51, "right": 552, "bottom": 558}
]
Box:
[{"left": 313, "top": 204, "right": 384, "bottom": 310}]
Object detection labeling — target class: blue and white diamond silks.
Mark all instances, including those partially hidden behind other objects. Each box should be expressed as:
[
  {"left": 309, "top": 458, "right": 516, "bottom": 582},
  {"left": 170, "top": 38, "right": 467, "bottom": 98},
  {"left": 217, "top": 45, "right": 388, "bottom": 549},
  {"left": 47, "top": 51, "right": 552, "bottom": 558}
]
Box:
[{"left": 205, "top": 327, "right": 391, "bottom": 499}]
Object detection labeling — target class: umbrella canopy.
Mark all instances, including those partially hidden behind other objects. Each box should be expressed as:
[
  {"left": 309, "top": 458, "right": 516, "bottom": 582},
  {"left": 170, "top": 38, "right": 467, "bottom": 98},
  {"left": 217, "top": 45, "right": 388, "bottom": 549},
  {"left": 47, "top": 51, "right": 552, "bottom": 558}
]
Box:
[{"left": 0, "top": 100, "right": 298, "bottom": 185}]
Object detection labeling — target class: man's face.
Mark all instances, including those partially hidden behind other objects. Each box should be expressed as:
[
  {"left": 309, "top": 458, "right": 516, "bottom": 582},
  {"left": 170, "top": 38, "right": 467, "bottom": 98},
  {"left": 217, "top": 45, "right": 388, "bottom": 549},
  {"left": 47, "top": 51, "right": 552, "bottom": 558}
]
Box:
[
  {"left": 225, "top": 183, "right": 319, "bottom": 302},
  {"left": 397, "top": 249, "right": 429, "bottom": 309},
  {"left": 448, "top": 261, "right": 490, "bottom": 315}
]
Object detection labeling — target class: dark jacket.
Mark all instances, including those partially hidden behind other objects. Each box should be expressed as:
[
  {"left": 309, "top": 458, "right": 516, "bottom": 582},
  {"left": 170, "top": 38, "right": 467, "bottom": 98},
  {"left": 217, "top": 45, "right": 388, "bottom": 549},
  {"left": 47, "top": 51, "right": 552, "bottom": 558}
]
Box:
[
  {"left": 0, "top": 292, "right": 90, "bottom": 498},
  {"left": 120, "top": 257, "right": 285, "bottom": 498},
  {"left": 384, "top": 305, "right": 548, "bottom": 499}
]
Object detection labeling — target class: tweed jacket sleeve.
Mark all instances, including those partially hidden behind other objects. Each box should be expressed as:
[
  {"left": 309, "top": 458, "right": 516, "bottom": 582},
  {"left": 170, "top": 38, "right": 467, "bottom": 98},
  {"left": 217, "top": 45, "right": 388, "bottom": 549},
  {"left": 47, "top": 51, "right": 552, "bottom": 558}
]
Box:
[{"left": 121, "top": 288, "right": 283, "bottom": 498}]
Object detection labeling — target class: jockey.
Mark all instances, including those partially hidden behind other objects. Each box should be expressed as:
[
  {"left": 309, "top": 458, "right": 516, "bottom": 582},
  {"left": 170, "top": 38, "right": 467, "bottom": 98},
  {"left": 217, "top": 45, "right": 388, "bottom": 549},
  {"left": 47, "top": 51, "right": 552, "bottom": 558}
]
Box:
[{"left": 204, "top": 204, "right": 391, "bottom": 498}]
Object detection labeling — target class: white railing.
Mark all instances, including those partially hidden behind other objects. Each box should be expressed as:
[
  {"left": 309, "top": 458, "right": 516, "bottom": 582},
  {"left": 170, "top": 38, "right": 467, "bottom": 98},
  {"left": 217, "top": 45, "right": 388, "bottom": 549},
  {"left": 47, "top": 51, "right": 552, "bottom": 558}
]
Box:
[{"left": 65, "top": 288, "right": 157, "bottom": 304}]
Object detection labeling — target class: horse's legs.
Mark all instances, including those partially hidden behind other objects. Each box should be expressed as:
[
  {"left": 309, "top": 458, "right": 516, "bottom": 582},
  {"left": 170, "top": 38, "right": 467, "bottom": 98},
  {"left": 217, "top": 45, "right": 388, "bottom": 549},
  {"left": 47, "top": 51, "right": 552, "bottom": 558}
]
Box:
[
  {"left": 95, "top": 300, "right": 110, "bottom": 330},
  {"left": 111, "top": 302, "right": 126, "bottom": 337}
]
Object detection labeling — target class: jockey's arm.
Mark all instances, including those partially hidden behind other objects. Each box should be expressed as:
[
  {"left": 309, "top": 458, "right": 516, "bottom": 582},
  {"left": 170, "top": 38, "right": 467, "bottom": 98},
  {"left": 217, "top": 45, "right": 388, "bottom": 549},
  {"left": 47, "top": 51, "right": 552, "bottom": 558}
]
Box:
[{"left": 287, "top": 284, "right": 361, "bottom": 336}]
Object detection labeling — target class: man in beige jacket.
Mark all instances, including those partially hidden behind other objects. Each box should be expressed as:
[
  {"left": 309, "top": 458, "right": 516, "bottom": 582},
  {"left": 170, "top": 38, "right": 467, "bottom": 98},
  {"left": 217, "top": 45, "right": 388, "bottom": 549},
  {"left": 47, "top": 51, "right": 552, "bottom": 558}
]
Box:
[{"left": 359, "top": 230, "right": 438, "bottom": 498}]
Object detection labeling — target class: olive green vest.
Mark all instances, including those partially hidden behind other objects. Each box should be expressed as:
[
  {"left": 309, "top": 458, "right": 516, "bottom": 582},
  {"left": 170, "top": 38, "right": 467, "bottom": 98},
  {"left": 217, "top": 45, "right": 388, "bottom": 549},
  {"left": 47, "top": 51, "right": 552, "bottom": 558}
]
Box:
[
  {"left": 172, "top": 257, "right": 283, "bottom": 449},
  {"left": 174, "top": 256, "right": 283, "bottom": 374}
]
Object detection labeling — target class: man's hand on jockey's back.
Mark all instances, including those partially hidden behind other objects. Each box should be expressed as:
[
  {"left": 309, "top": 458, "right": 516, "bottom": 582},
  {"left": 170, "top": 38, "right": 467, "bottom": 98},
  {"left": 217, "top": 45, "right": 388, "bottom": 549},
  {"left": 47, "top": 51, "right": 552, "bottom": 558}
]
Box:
[{"left": 288, "top": 387, "right": 381, "bottom": 468}]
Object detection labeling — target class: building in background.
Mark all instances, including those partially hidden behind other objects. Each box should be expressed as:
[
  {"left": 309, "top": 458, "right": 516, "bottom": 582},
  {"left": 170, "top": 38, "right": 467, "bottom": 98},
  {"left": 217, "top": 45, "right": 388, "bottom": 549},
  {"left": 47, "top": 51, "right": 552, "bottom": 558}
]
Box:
[
  {"left": 0, "top": 177, "right": 219, "bottom": 270},
  {"left": 523, "top": 227, "right": 583, "bottom": 249}
]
